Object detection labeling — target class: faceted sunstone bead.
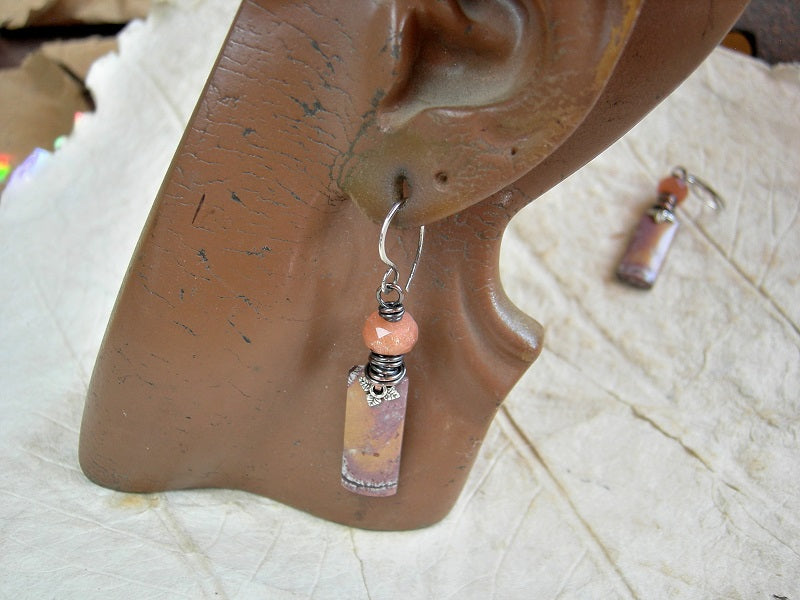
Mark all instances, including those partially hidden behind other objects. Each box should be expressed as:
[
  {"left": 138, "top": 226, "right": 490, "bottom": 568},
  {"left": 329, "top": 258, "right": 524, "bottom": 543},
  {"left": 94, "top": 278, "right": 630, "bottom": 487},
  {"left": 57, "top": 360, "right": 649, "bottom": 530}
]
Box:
[{"left": 361, "top": 310, "right": 418, "bottom": 355}]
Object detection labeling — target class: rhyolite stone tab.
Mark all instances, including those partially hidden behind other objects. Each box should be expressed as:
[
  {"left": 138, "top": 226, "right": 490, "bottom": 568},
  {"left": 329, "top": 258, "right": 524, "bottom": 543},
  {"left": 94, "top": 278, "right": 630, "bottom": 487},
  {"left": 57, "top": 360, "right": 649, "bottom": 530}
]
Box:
[{"left": 341, "top": 366, "right": 409, "bottom": 497}]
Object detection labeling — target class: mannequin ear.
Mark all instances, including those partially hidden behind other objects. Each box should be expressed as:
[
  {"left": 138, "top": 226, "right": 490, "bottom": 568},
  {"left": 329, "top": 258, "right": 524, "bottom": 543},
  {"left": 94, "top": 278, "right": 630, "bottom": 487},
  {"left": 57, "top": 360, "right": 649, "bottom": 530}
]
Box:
[{"left": 340, "top": 0, "right": 642, "bottom": 226}]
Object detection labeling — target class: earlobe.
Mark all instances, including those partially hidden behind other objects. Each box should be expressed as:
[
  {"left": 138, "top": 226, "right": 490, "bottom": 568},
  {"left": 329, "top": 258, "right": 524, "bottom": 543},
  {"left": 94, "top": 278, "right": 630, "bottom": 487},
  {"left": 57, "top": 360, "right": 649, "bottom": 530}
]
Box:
[{"left": 339, "top": 0, "right": 642, "bottom": 227}]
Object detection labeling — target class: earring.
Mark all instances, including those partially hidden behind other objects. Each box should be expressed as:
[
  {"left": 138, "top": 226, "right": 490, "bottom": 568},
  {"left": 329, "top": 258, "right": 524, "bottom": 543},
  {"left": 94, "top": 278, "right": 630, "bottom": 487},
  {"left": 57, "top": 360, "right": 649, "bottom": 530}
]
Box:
[
  {"left": 341, "top": 200, "right": 425, "bottom": 497},
  {"left": 617, "top": 166, "right": 723, "bottom": 289}
]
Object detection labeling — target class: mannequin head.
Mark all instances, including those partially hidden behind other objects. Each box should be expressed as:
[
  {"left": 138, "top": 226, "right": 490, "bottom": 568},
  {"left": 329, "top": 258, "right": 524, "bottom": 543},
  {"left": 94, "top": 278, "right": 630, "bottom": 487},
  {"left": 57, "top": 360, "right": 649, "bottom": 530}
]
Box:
[{"left": 80, "top": 0, "right": 749, "bottom": 530}]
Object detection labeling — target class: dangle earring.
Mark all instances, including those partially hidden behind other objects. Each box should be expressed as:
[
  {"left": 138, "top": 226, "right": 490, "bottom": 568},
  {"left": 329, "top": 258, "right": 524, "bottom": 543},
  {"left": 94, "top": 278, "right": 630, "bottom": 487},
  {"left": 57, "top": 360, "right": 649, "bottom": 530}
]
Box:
[
  {"left": 341, "top": 200, "right": 424, "bottom": 497},
  {"left": 617, "top": 166, "right": 723, "bottom": 289}
]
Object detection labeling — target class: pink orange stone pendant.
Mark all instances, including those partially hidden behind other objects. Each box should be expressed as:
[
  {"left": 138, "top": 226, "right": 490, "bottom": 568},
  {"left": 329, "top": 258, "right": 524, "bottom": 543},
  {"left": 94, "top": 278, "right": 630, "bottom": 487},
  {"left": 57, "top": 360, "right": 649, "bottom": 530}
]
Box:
[
  {"left": 617, "top": 166, "right": 723, "bottom": 289},
  {"left": 342, "top": 366, "right": 409, "bottom": 496},
  {"left": 341, "top": 199, "right": 424, "bottom": 497}
]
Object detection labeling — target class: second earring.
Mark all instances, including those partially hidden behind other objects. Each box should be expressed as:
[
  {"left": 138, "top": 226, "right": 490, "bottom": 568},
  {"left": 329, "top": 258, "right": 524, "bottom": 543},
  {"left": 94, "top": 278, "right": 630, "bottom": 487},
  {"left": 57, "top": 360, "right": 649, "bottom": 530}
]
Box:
[
  {"left": 341, "top": 200, "right": 424, "bottom": 497},
  {"left": 616, "top": 166, "right": 723, "bottom": 289}
]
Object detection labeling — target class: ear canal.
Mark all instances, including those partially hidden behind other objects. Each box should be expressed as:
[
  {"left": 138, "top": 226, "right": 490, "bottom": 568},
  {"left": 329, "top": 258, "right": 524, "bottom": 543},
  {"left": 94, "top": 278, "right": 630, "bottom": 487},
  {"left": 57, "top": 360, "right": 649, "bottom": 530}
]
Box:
[{"left": 378, "top": 1, "right": 542, "bottom": 131}]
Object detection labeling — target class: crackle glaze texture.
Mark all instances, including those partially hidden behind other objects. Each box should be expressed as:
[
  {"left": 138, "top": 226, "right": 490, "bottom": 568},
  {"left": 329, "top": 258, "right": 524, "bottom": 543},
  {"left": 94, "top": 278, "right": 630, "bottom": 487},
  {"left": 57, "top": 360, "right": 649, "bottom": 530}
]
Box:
[{"left": 80, "top": 0, "right": 749, "bottom": 529}]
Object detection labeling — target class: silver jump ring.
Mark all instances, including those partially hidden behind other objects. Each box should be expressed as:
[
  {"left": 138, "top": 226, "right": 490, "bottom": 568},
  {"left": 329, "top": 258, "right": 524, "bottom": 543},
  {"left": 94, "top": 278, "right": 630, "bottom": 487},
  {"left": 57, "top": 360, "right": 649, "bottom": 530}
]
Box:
[
  {"left": 377, "top": 282, "right": 404, "bottom": 307},
  {"left": 671, "top": 166, "right": 688, "bottom": 182}
]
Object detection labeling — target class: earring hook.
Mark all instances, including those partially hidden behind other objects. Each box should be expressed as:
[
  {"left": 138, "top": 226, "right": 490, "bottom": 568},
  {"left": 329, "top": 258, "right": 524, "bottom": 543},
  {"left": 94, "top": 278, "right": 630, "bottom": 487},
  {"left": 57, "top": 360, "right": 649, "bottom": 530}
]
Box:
[
  {"left": 377, "top": 200, "right": 425, "bottom": 299},
  {"left": 671, "top": 166, "right": 725, "bottom": 211}
]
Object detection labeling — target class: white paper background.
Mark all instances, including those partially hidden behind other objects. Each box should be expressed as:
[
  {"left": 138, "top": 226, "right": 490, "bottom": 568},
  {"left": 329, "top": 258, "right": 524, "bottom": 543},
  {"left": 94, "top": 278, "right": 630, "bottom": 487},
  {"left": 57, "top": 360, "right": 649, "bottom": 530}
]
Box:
[{"left": 1, "top": 1, "right": 798, "bottom": 598}]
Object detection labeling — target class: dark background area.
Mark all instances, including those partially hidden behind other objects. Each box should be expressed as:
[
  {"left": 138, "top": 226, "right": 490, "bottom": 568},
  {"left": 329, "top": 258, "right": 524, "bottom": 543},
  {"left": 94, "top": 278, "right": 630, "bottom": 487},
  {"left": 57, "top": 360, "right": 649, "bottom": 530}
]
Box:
[{"left": 733, "top": 0, "right": 799, "bottom": 63}]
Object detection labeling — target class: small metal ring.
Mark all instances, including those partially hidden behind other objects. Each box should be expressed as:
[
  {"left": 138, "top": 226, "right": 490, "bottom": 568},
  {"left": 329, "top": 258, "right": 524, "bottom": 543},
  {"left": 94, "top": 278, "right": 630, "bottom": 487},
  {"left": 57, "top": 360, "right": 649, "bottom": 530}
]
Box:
[
  {"left": 670, "top": 166, "right": 688, "bottom": 182},
  {"left": 377, "top": 282, "right": 404, "bottom": 307}
]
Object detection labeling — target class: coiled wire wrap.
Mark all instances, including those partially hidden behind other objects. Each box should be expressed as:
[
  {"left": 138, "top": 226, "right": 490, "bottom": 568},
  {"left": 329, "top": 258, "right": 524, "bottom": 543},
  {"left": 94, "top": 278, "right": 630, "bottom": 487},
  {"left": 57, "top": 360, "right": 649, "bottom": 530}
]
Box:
[
  {"left": 365, "top": 352, "right": 406, "bottom": 386},
  {"left": 377, "top": 299, "right": 405, "bottom": 322}
]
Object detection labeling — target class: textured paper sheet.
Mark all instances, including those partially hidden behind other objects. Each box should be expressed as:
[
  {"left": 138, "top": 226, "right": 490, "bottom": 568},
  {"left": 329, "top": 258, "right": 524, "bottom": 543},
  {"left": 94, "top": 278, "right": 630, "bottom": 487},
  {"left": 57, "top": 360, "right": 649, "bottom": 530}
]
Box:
[{"left": 0, "top": 1, "right": 798, "bottom": 597}]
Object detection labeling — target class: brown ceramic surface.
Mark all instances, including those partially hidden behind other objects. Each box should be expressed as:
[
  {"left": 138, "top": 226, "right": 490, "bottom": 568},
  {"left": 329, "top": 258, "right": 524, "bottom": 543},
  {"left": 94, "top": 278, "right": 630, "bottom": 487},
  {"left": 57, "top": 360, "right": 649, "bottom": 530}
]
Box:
[{"left": 80, "top": 0, "right": 748, "bottom": 530}]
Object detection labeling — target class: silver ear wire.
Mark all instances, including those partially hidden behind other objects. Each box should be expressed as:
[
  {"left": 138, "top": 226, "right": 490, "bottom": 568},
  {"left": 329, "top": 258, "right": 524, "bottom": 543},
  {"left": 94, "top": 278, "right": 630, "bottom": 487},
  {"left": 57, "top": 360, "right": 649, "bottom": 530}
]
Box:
[
  {"left": 671, "top": 166, "right": 724, "bottom": 211},
  {"left": 377, "top": 199, "right": 425, "bottom": 295}
]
